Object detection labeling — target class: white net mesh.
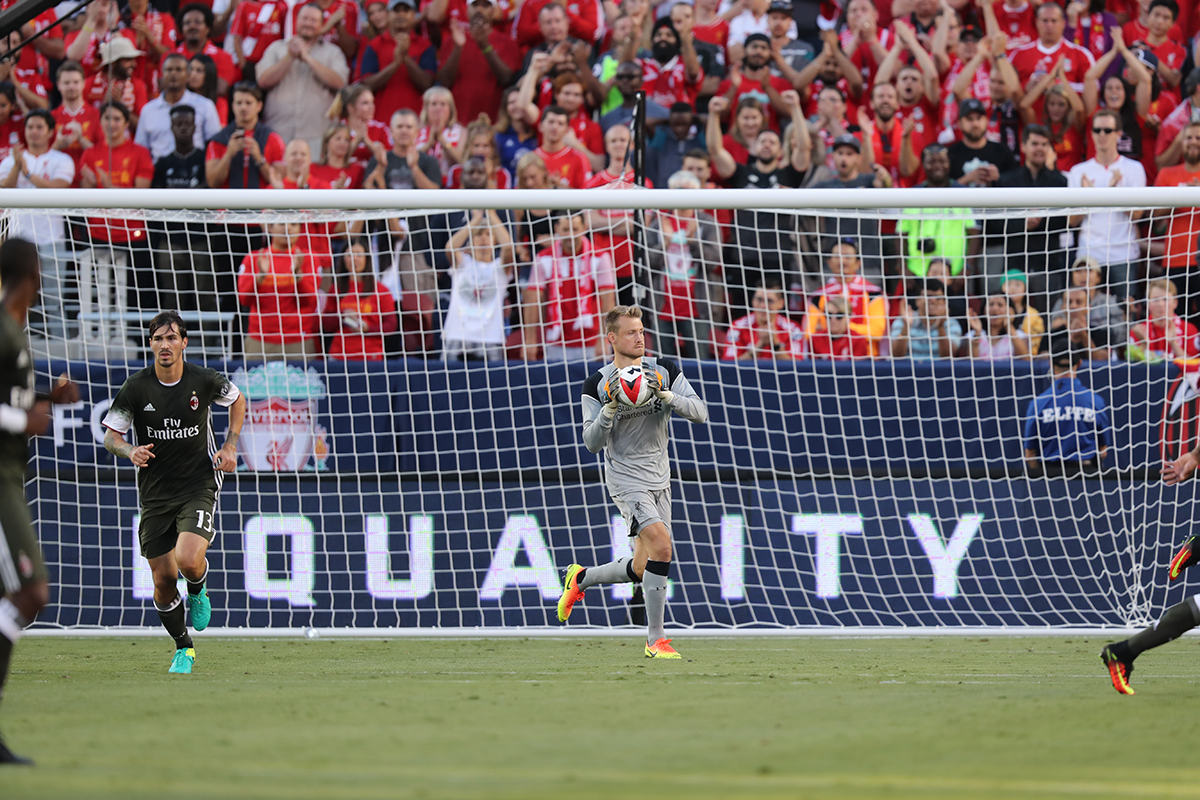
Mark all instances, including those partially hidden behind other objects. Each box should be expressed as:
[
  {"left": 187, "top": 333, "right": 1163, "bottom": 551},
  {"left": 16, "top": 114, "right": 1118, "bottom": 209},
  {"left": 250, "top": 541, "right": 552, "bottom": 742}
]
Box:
[{"left": 13, "top": 188, "right": 1199, "bottom": 632}]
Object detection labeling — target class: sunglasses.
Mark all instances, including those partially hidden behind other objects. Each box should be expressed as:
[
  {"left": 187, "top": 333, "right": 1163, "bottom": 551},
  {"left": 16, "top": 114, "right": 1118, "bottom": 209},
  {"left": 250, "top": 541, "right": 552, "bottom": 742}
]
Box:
[{"left": 1092, "top": 126, "right": 1116, "bottom": 135}]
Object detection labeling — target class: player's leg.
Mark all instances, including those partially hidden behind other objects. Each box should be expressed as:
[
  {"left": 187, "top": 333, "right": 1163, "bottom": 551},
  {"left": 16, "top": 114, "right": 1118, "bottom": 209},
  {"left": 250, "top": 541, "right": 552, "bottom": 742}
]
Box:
[
  {"left": 176, "top": 493, "right": 217, "bottom": 632},
  {"left": 1100, "top": 596, "right": 1200, "bottom": 695},
  {"left": 142, "top": 510, "right": 195, "bottom": 673},
  {"left": 557, "top": 497, "right": 643, "bottom": 623},
  {"left": 634, "top": 521, "right": 679, "bottom": 658},
  {"left": 0, "top": 484, "right": 50, "bottom": 764}
]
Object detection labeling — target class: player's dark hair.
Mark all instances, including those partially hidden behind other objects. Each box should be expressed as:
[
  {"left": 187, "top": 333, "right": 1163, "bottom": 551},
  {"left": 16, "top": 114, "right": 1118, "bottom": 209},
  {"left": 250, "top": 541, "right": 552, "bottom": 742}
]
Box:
[
  {"left": 148, "top": 310, "right": 188, "bottom": 341},
  {"left": 1150, "top": 0, "right": 1179, "bottom": 20},
  {"left": 24, "top": 108, "right": 54, "bottom": 131},
  {"left": 0, "top": 238, "right": 40, "bottom": 291},
  {"left": 0, "top": 82, "right": 16, "bottom": 107}
]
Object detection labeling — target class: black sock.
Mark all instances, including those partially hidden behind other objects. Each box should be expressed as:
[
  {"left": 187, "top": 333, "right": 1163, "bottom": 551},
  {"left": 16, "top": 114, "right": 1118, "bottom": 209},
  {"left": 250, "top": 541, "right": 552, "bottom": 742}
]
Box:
[
  {"left": 1127, "top": 598, "right": 1200, "bottom": 658},
  {"left": 0, "top": 599, "right": 28, "bottom": 710},
  {"left": 156, "top": 593, "right": 193, "bottom": 650},
  {"left": 629, "top": 584, "right": 646, "bottom": 626},
  {"left": 187, "top": 561, "right": 207, "bottom": 597}
]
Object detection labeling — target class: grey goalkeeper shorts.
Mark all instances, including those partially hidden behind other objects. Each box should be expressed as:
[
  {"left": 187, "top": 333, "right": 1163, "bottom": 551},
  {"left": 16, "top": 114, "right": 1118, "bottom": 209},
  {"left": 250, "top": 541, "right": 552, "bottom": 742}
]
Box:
[{"left": 612, "top": 487, "right": 672, "bottom": 537}]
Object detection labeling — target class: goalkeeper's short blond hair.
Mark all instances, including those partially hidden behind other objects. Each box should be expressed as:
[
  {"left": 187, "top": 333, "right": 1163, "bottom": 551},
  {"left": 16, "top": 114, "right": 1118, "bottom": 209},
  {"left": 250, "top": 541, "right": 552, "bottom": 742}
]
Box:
[{"left": 605, "top": 305, "right": 643, "bottom": 335}]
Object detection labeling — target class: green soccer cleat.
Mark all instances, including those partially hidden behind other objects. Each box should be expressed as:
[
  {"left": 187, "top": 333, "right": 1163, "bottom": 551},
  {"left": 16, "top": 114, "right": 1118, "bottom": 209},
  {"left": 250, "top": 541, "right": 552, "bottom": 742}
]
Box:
[
  {"left": 1100, "top": 644, "right": 1135, "bottom": 695},
  {"left": 169, "top": 647, "right": 195, "bottom": 674},
  {"left": 187, "top": 587, "right": 211, "bottom": 631},
  {"left": 645, "top": 638, "right": 682, "bottom": 659},
  {"left": 557, "top": 564, "right": 586, "bottom": 622},
  {"left": 1168, "top": 536, "right": 1199, "bottom": 582}
]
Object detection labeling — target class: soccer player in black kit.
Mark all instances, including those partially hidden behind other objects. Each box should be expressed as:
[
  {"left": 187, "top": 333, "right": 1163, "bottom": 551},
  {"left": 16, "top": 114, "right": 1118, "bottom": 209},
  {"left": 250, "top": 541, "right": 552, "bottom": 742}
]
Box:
[
  {"left": 102, "top": 311, "right": 245, "bottom": 674},
  {"left": 0, "top": 238, "right": 80, "bottom": 764}
]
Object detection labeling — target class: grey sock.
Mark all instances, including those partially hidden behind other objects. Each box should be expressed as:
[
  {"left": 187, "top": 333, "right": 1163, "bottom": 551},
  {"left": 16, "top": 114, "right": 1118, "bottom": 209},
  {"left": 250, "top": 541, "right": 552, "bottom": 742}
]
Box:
[
  {"left": 1128, "top": 597, "right": 1200, "bottom": 657},
  {"left": 578, "top": 557, "right": 637, "bottom": 590},
  {"left": 643, "top": 560, "right": 670, "bottom": 643}
]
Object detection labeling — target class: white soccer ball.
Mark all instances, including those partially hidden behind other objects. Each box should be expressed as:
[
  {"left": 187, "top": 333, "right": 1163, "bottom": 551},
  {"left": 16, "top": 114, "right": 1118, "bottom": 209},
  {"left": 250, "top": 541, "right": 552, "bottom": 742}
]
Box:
[{"left": 614, "top": 364, "right": 653, "bottom": 407}]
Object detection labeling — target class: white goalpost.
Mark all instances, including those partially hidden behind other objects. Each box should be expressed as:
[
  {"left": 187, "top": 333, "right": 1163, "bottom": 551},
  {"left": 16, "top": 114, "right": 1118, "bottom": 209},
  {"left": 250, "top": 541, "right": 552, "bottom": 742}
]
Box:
[{"left": 6, "top": 186, "right": 1198, "bottom": 636}]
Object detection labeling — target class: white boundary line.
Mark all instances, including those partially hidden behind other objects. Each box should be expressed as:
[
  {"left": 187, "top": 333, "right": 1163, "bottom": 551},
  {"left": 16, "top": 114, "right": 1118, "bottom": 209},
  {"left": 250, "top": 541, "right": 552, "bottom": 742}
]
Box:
[{"left": 22, "top": 626, "right": 1157, "bottom": 638}]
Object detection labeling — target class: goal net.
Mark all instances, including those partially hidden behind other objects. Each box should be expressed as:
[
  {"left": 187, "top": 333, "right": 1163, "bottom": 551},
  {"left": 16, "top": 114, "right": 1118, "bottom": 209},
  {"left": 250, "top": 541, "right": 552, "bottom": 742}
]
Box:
[{"left": 8, "top": 186, "right": 1199, "bottom": 634}]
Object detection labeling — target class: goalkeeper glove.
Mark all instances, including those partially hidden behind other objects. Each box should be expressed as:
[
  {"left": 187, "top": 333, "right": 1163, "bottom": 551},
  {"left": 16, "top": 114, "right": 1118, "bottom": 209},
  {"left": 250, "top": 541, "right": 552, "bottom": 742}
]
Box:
[
  {"left": 642, "top": 363, "right": 674, "bottom": 405},
  {"left": 598, "top": 376, "right": 621, "bottom": 417}
]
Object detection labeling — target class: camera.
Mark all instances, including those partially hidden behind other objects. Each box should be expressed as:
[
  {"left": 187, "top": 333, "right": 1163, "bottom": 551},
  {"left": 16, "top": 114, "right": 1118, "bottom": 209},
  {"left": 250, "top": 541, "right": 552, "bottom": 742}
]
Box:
[{"left": 919, "top": 237, "right": 938, "bottom": 255}]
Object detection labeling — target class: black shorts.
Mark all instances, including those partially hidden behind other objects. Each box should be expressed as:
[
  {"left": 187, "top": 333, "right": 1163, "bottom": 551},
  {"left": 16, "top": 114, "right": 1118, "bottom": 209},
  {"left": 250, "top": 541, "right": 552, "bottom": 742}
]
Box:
[{"left": 138, "top": 490, "right": 217, "bottom": 559}]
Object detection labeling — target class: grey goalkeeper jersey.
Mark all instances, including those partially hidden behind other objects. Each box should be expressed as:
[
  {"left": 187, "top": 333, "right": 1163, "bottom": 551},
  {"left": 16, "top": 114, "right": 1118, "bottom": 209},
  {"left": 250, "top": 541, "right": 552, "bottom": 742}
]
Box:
[{"left": 581, "top": 357, "right": 708, "bottom": 496}]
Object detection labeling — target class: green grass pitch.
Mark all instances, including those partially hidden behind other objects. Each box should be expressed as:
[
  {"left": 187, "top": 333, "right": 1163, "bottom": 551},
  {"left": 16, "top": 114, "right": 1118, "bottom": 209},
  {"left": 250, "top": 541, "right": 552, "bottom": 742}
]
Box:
[{"left": 3, "top": 636, "right": 1199, "bottom": 800}]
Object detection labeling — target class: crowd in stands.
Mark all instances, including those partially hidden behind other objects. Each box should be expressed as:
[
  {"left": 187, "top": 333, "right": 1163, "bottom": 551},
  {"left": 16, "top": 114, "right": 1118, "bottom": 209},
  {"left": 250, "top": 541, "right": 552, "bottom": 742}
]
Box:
[{"left": 4, "top": 0, "right": 1200, "bottom": 363}]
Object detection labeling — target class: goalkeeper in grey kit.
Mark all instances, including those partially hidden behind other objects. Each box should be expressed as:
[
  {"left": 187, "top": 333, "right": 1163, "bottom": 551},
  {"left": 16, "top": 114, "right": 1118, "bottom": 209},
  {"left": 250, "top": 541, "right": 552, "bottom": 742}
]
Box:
[{"left": 557, "top": 305, "right": 708, "bottom": 658}]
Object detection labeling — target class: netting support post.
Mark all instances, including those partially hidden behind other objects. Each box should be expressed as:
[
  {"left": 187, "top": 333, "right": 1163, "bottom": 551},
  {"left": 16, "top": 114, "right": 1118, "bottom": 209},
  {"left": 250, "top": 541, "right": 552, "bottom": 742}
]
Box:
[{"left": 631, "top": 91, "right": 655, "bottom": 330}]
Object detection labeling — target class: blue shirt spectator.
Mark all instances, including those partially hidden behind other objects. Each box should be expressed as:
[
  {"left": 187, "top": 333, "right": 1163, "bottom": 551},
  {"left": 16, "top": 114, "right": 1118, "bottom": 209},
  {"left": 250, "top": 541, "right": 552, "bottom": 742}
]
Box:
[
  {"left": 889, "top": 279, "right": 962, "bottom": 359},
  {"left": 1024, "top": 337, "right": 1111, "bottom": 471}
]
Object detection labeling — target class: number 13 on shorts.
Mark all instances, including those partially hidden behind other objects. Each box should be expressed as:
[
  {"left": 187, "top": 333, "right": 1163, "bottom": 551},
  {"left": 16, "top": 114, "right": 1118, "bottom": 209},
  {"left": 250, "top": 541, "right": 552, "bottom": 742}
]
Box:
[{"left": 196, "top": 509, "right": 214, "bottom": 533}]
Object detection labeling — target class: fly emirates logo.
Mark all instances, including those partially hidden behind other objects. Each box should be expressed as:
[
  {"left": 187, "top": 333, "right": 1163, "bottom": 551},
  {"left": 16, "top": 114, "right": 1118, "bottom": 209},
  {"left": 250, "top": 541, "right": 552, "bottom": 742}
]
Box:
[{"left": 146, "top": 417, "right": 201, "bottom": 440}]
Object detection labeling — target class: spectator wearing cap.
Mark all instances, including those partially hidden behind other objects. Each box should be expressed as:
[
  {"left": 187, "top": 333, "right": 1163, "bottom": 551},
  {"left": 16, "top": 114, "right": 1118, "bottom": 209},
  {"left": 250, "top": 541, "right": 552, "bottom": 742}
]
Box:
[
  {"left": 948, "top": 96, "right": 1016, "bottom": 186},
  {"left": 1067, "top": 107, "right": 1148, "bottom": 301},
  {"left": 765, "top": 0, "right": 814, "bottom": 78},
  {"left": 512, "top": 0, "right": 598, "bottom": 50},
  {"left": 83, "top": 38, "right": 148, "bottom": 129},
  {"left": 1001, "top": 270, "right": 1046, "bottom": 355},
  {"left": 361, "top": 0, "right": 436, "bottom": 124},
  {"left": 257, "top": 3, "right": 350, "bottom": 153},
  {"left": 434, "top": 0, "right": 521, "bottom": 125},
  {"left": 899, "top": 144, "right": 980, "bottom": 280},
  {"left": 646, "top": 101, "right": 705, "bottom": 188},
  {"left": 114, "top": 0, "right": 177, "bottom": 91},
  {"left": 0, "top": 109, "right": 74, "bottom": 343},
  {"left": 1081, "top": 30, "right": 1154, "bottom": 169},
  {"left": 176, "top": 4, "right": 240, "bottom": 96},
  {"left": 812, "top": 134, "right": 889, "bottom": 281},
  {"left": 992, "top": 124, "right": 1069, "bottom": 311},
  {"left": 134, "top": 53, "right": 221, "bottom": 161},
  {"left": 599, "top": 62, "right": 672, "bottom": 133},
  {"left": 714, "top": 33, "right": 805, "bottom": 133},
  {"left": 728, "top": 0, "right": 793, "bottom": 67},
  {"left": 1049, "top": 256, "right": 1128, "bottom": 349},
  {"left": 1023, "top": 332, "right": 1111, "bottom": 477},
  {"left": 1008, "top": 3, "right": 1095, "bottom": 93}
]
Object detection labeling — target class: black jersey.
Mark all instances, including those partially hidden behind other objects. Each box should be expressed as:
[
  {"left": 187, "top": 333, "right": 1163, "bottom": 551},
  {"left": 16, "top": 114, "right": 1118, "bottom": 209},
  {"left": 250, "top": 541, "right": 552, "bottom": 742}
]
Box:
[
  {"left": 102, "top": 362, "right": 241, "bottom": 504},
  {"left": 0, "top": 310, "right": 34, "bottom": 481}
]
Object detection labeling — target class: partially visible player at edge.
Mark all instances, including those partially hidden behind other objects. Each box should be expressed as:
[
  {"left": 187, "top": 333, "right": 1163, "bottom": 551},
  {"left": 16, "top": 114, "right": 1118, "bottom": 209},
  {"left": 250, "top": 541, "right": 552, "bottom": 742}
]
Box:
[
  {"left": 102, "top": 310, "right": 246, "bottom": 675},
  {"left": 0, "top": 239, "right": 80, "bottom": 765},
  {"left": 1101, "top": 446, "right": 1200, "bottom": 694},
  {"left": 558, "top": 306, "right": 708, "bottom": 658}
]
